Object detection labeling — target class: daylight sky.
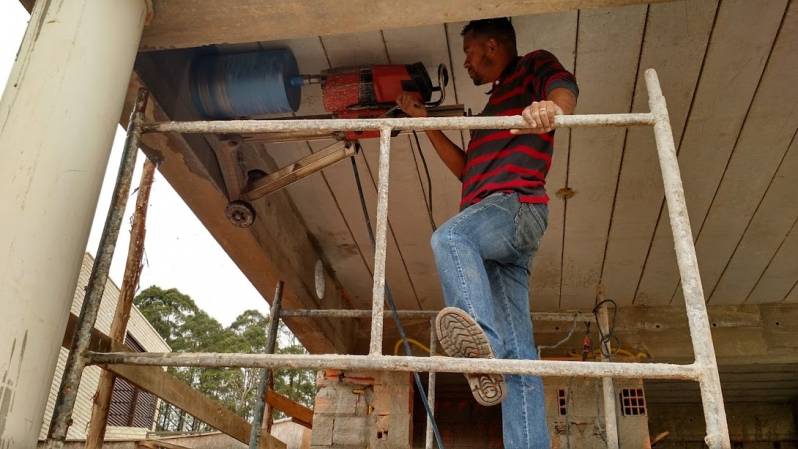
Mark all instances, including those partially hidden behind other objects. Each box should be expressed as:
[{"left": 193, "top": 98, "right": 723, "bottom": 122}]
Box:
[{"left": 1, "top": 3, "right": 270, "bottom": 326}]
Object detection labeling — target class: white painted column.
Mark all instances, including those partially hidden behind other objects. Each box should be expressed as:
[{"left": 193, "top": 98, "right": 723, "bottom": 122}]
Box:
[{"left": 0, "top": 1, "right": 147, "bottom": 447}]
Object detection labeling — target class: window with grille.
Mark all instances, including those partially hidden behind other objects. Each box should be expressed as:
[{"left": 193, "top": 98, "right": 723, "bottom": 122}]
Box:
[
  {"left": 107, "top": 333, "right": 157, "bottom": 428},
  {"left": 619, "top": 388, "right": 646, "bottom": 416},
  {"left": 556, "top": 389, "right": 567, "bottom": 416}
]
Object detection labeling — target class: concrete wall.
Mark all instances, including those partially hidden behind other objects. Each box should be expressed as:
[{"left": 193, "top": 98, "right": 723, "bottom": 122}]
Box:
[
  {"left": 649, "top": 402, "right": 797, "bottom": 448},
  {"left": 38, "top": 253, "right": 171, "bottom": 441}
]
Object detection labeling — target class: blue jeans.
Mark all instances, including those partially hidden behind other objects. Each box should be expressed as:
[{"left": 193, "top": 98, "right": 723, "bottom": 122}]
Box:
[{"left": 431, "top": 192, "right": 550, "bottom": 449}]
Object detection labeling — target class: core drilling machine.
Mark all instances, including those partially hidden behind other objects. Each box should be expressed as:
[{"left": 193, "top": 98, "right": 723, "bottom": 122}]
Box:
[{"left": 189, "top": 48, "right": 458, "bottom": 227}]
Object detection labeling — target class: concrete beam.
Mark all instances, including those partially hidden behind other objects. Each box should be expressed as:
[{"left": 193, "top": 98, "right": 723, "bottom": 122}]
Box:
[
  {"left": 136, "top": 0, "right": 677, "bottom": 51},
  {"left": 120, "top": 71, "right": 354, "bottom": 354},
  {"left": 364, "top": 303, "right": 798, "bottom": 366}
]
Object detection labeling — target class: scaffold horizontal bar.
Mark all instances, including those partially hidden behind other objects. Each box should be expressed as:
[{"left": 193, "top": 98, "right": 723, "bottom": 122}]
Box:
[
  {"left": 279, "top": 309, "right": 594, "bottom": 322},
  {"left": 87, "top": 352, "right": 699, "bottom": 381},
  {"left": 141, "top": 113, "right": 655, "bottom": 134}
]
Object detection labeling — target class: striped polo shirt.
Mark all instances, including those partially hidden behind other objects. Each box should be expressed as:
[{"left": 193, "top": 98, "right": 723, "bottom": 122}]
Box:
[{"left": 461, "top": 50, "right": 578, "bottom": 209}]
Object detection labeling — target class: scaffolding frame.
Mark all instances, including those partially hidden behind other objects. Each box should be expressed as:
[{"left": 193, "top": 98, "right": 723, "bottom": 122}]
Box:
[{"left": 47, "top": 69, "right": 731, "bottom": 449}]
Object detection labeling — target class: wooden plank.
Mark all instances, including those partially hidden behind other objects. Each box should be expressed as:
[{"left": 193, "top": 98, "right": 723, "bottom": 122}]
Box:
[
  {"left": 242, "top": 141, "right": 355, "bottom": 200},
  {"left": 679, "top": 0, "right": 798, "bottom": 306},
  {"left": 559, "top": 4, "right": 647, "bottom": 309},
  {"left": 265, "top": 390, "right": 313, "bottom": 429},
  {"left": 138, "top": 0, "right": 679, "bottom": 50},
  {"left": 634, "top": 0, "right": 789, "bottom": 305},
  {"left": 710, "top": 133, "right": 798, "bottom": 304},
  {"left": 600, "top": 0, "right": 718, "bottom": 306},
  {"left": 513, "top": 11, "right": 579, "bottom": 311}
]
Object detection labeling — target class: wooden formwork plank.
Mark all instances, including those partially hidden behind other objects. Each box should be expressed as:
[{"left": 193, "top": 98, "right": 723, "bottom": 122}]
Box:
[
  {"left": 686, "top": 0, "right": 798, "bottom": 306},
  {"left": 318, "top": 31, "right": 422, "bottom": 311},
  {"left": 600, "top": 0, "right": 718, "bottom": 306},
  {"left": 559, "top": 4, "right": 647, "bottom": 309},
  {"left": 635, "top": 0, "right": 788, "bottom": 305}
]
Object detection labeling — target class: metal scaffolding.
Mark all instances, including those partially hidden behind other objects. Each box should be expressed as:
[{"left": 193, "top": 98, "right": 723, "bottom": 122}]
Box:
[{"left": 47, "top": 68, "right": 731, "bottom": 449}]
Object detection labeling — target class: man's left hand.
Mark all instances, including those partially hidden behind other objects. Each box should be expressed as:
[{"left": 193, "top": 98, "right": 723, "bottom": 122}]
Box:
[{"left": 511, "top": 100, "right": 563, "bottom": 134}]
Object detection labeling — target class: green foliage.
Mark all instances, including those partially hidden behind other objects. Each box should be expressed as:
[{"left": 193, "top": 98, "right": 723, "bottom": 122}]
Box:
[{"left": 134, "top": 285, "right": 316, "bottom": 432}]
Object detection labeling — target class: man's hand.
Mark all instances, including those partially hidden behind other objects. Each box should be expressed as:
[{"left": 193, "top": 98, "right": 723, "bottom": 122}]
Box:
[
  {"left": 511, "top": 100, "right": 563, "bottom": 135},
  {"left": 396, "top": 92, "right": 428, "bottom": 118}
]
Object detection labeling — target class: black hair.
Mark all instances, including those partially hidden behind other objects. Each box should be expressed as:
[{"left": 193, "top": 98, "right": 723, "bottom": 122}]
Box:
[{"left": 461, "top": 18, "right": 517, "bottom": 54}]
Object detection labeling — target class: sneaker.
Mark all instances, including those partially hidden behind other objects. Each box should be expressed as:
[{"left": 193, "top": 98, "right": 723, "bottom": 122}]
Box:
[{"left": 434, "top": 307, "right": 506, "bottom": 406}]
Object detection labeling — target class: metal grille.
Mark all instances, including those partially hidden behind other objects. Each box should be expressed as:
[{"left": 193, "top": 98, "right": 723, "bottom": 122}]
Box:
[
  {"left": 619, "top": 388, "right": 646, "bottom": 416},
  {"left": 107, "top": 333, "right": 157, "bottom": 428}
]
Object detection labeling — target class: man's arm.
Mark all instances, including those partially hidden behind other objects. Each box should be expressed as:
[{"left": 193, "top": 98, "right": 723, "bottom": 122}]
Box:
[{"left": 396, "top": 92, "right": 466, "bottom": 178}]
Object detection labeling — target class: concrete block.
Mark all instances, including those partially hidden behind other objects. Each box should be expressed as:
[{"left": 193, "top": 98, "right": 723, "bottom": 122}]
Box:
[
  {"left": 310, "top": 415, "right": 334, "bottom": 446},
  {"left": 332, "top": 416, "right": 370, "bottom": 446}
]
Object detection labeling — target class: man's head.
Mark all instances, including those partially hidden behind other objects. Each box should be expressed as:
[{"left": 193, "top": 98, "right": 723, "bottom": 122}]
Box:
[{"left": 461, "top": 18, "right": 517, "bottom": 85}]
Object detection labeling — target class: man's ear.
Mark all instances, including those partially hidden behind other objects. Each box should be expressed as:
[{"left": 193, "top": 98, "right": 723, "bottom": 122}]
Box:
[{"left": 485, "top": 37, "right": 499, "bottom": 54}]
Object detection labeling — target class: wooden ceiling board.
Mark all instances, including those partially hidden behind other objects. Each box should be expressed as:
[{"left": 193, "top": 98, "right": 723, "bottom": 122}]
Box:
[
  {"left": 600, "top": 0, "right": 718, "bottom": 306},
  {"left": 681, "top": 1, "right": 798, "bottom": 306},
  {"left": 747, "top": 215, "right": 798, "bottom": 304},
  {"left": 244, "top": 38, "right": 377, "bottom": 310},
  {"left": 634, "top": 0, "right": 788, "bottom": 305},
  {"left": 319, "top": 31, "right": 424, "bottom": 310},
  {"left": 513, "top": 11, "right": 579, "bottom": 311},
  {"left": 708, "top": 130, "right": 798, "bottom": 304},
  {"left": 381, "top": 24, "right": 462, "bottom": 227},
  {"left": 559, "top": 4, "right": 647, "bottom": 310}
]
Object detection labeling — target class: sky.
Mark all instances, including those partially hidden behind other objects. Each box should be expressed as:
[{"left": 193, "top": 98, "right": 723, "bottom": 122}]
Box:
[{"left": 1, "top": 3, "right": 270, "bottom": 326}]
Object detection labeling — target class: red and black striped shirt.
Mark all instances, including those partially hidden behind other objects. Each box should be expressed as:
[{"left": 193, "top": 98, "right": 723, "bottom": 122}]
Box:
[{"left": 461, "top": 50, "right": 578, "bottom": 209}]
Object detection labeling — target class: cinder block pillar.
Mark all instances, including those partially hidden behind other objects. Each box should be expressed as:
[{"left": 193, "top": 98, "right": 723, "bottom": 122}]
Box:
[
  {"left": 0, "top": 1, "right": 147, "bottom": 447},
  {"left": 311, "top": 370, "right": 413, "bottom": 449}
]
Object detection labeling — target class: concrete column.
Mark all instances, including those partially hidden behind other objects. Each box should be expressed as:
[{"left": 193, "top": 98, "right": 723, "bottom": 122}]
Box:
[{"left": 0, "top": 1, "right": 147, "bottom": 448}]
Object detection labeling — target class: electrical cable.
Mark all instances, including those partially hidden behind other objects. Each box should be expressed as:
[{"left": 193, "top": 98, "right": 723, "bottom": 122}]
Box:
[
  {"left": 349, "top": 154, "right": 446, "bottom": 449},
  {"left": 411, "top": 130, "right": 437, "bottom": 231},
  {"left": 593, "top": 298, "right": 618, "bottom": 360},
  {"left": 536, "top": 313, "right": 580, "bottom": 358}
]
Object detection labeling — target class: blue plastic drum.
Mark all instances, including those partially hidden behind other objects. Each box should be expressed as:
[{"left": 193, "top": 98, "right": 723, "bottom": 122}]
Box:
[{"left": 190, "top": 48, "right": 301, "bottom": 118}]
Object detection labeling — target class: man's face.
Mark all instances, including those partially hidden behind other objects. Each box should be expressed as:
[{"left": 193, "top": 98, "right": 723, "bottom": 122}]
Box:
[{"left": 462, "top": 33, "right": 496, "bottom": 86}]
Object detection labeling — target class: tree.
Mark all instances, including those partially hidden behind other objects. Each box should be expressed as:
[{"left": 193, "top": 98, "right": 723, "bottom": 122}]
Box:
[{"left": 133, "top": 285, "right": 316, "bottom": 431}]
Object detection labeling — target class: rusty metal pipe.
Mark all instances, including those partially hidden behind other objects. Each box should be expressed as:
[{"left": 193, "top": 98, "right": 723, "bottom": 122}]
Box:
[
  {"left": 645, "top": 68, "right": 730, "bottom": 449},
  {"left": 248, "top": 281, "right": 283, "bottom": 449},
  {"left": 142, "top": 113, "right": 655, "bottom": 135},
  {"left": 47, "top": 89, "right": 148, "bottom": 449}
]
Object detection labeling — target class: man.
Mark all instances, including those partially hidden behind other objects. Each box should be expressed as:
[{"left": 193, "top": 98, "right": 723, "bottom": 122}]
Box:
[{"left": 396, "top": 18, "right": 577, "bottom": 448}]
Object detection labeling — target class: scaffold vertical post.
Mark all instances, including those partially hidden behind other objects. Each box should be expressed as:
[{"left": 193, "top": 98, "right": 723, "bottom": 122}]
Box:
[
  {"left": 46, "top": 88, "right": 149, "bottom": 449},
  {"left": 369, "top": 128, "right": 393, "bottom": 355},
  {"left": 249, "top": 281, "right": 284, "bottom": 449},
  {"left": 425, "top": 318, "right": 438, "bottom": 449},
  {"left": 644, "top": 68, "right": 731, "bottom": 449},
  {"left": 597, "top": 304, "right": 619, "bottom": 449}
]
